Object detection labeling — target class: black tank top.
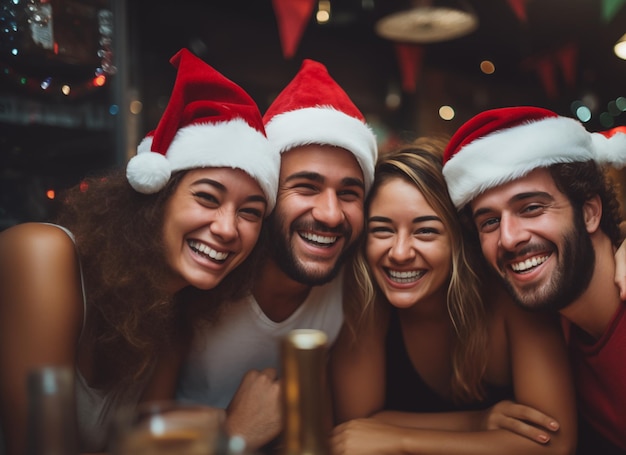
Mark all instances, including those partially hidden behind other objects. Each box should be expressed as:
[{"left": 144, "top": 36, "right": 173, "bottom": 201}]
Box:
[{"left": 384, "top": 309, "right": 513, "bottom": 412}]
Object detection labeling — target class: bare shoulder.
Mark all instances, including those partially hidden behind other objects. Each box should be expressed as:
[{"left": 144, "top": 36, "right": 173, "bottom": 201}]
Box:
[
  {"left": 0, "top": 222, "right": 84, "bottom": 337},
  {"left": 0, "top": 222, "right": 79, "bottom": 268},
  {"left": 0, "top": 221, "right": 75, "bottom": 248}
]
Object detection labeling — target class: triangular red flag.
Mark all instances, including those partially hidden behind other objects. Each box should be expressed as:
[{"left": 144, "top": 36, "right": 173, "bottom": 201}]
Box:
[
  {"left": 556, "top": 43, "right": 578, "bottom": 88},
  {"left": 394, "top": 43, "right": 423, "bottom": 93},
  {"left": 272, "top": 0, "right": 316, "bottom": 59},
  {"left": 536, "top": 57, "right": 558, "bottom": 99},
  {"left": 507, "top": 0, "right": 529, "bottom": 22}
]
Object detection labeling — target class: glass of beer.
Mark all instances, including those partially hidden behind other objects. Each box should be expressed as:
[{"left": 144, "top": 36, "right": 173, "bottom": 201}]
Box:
[{"left": 112, "top": 401, "right": 228, "bottom": 455}]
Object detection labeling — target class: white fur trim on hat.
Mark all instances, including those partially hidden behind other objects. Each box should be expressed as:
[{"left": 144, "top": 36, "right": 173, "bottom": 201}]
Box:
[
  {"left": 591, "top": 131, "right": 626, "bottom": 167},
  {"left": 442, "top": 116, "right": 594, "bottom": 208},
  {"left": 264, "top": 106, "right": 377, "bottom": 193},
  {"left": 129, "top": 118, "right": 280, "bottom": 211}
]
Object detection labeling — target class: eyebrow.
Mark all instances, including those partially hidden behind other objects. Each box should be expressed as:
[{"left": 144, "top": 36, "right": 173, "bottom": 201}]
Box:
[
  {"left": 472, "top": 191, "right": 554, "bottom": 220},
  {"left": 369, "top": 215, "right": 442, "bottom": 224},
  {"left": 192, "top": 178, "right": 267, "bottom": 204},
  {"left": 285, "top": 171, "right": 365, "bottom": 190}
]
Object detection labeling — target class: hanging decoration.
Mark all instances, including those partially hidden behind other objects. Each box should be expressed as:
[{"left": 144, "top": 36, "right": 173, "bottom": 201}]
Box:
[
  {"left": 375, "top": 3, "right": 478, "bottom": 44},
  {"left": 271, "top": 0, "right": 316, "bottom": 59},
  {"left": 602, "top": 0, "right": 626, "bottom": 23},
  {"left": 394, "top": 43, "right": 423, "bottom": 93},
  {"left": 506, "top": 0, "right": 529, "bottom": 23},
  {"left": 556, "top": 42, "right": 578, "bottom": 89},
  {"left": 522, "top": 42, "right": 579, "bottom": 99},
  {"left": 535, "top": 57, "right": 558, "bottom": 99}
]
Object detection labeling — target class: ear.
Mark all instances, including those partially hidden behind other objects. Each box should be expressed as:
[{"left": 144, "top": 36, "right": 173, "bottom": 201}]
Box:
[{"left": 582, "top": 194, "right": 602, "bottom": 234}]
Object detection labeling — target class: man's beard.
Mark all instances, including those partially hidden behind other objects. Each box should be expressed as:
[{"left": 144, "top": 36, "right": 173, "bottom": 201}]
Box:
[
  {"left": 266, "top": 212, "right": 359, "bottom": 286},
  {"left": 498, "top": 209, "right": 595, "bottom": 312}
]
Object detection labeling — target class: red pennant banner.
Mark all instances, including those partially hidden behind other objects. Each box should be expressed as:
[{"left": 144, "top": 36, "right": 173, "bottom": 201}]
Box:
[
  {"left": 536, "top": 57, "right": 557, "bottom": 99},
  {"left": 272, "top": 0, "right": 316, "bottom": 59},
  {"left": 394, "top": 43, "right": 423, "bottom": 93},
  {"left": 507, "top": 0, "right": 529, "bottom": 23},
  {"left": 556, "top": 42, "right": 578, "bottom": 88}
]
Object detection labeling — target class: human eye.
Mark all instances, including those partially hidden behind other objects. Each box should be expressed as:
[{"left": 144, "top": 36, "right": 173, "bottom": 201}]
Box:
[
  {"left": 477, "top": 217, "right": 500, "bottom": 233},
  {"left": 338, "top": 188, "right": 363, "bottom": 202},
  {"left": 415, "top": 226, "right": 439, "bottom": 236},
  {"left": 368, "top": 223, "right": 393, "bottom": 238},
  {"left": 521, "top": 203, "right": 545, "bottom": 216},
  {"left": 291, "top": 181, "right": 319, "bottom": 194},
  {"left": 238, "top": 206, "right": 264, "bottom": 222},
  {"left": 193, "top": 191, "right": 219, "bottom": 206}
]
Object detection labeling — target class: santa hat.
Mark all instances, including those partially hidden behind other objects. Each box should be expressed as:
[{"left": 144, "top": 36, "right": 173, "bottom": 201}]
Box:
[
  {"left": 442, "top": 106, "right": 626, "bottom": 209},
  {"left": 263, "top": 59, "right": 378, "bottom": 193},
  {"left": 126, "top": 48, "right": 280, "bottom": 212}
]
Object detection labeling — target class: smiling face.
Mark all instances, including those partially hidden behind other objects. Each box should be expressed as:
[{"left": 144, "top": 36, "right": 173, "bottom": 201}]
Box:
[
  {"left": 366, "top": 177, "right": 451, "bottom": 309},
  {"left": 161, "top": 167, "right": 267, "bottom": 293},
  {"left": 267, "top": 144, "right": 365, "bottom": 286},
  {"left": 470, "top": 167, "right": 595, "bottom": 311}
]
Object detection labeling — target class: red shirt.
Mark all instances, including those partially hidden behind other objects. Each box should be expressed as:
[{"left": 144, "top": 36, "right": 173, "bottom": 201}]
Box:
[{"left": 566, "top": 302, "right": 626, "bottom": 451}]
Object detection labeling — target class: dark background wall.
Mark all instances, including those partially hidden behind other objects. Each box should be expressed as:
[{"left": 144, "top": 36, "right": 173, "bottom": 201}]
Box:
[{"left": 2, "top": 0, "right": 626, "bottom": 228}]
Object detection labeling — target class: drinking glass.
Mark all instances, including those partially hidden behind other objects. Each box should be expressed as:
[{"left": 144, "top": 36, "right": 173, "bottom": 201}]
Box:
[
  {"left": 112, "top": 401, "right": 229, "bottom": 455},
  {"left": 26, "top": 366, "right": 78, "bottom": 455}
]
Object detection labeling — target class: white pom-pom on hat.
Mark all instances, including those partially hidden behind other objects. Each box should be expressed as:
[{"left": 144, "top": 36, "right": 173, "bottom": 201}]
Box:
[{"left": 126, "top": 151, "right": 171, "bottom": 194}]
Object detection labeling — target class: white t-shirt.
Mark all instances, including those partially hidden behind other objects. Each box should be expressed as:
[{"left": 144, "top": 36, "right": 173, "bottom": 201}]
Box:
[{"left": 175, "top": 271, "right": 344, "bottom": 408}]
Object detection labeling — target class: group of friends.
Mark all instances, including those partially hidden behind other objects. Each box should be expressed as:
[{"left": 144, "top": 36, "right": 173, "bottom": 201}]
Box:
[{"left": 0, "top": 47, "right": 624, "bottom": 455}]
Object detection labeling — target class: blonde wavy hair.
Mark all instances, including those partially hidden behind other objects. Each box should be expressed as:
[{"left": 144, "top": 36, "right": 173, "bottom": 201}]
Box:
[{"left": 344, "top": 137, "right": 490, "bottom": 403}]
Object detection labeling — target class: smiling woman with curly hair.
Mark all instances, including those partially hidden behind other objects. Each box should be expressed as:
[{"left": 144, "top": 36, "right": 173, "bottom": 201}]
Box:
[{"left": 0, "top": 48, "right": 280, "bottom": 455}]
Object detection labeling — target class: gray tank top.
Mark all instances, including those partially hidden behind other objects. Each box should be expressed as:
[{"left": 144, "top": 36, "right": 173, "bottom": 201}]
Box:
[{"left": 46, "top": 224, "right": 144, "bottom": 452}]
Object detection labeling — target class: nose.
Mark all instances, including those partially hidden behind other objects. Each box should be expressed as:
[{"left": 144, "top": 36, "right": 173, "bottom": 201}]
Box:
[
  {"left": 388, "top": 234, "right": 416, "bottom": 264},
  {"left": 311, "top": 190, "right": 344, "bottom": 228},
  {"left": 498, "top": 213, "right": 530, "bottom": 251},
  {"left": 210, "top": 210, "right": 238, "bottom": 242}
]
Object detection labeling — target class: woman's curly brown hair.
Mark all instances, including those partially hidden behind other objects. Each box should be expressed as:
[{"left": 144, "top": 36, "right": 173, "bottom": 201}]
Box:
[{"left": 54, "top": 169, "right": 261, "bottom": 390}]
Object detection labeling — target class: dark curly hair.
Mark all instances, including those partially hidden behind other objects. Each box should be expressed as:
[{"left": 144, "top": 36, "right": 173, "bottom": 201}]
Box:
[
  {"left": 54, "top": 169, "right": 261, "bottom": 390},
  {"left": 549, "top": 161, "right": 622, "bottom": 246}
]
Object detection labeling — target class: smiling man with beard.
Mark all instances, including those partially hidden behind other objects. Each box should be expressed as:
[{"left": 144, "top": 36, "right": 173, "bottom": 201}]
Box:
[
  {"left": 442, "top": 106, "right": 626, "bottom": 454},
  {"left": 170, "top": 59, "right": 378, "bottom": 452}
]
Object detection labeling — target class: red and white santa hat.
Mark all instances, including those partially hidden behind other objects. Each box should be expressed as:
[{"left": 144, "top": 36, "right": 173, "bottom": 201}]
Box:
[
  {"left": 262, "top": 59, "right": 378, "bottom": 193},
  {"left": 442, "top": 106, "right": 626, "bottom": 209},
  {"left": 126, "top": 48, "right": 280, "bottom": 212}
]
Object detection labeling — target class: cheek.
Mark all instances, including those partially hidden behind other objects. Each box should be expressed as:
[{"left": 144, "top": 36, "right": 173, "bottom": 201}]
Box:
[
  {"left": 240, "top": 223, "right": 263, "bottom": 251},
  {"left": 345, "top": 206, "right": 364, "bottom": 232},
  {"left": 365, "top": 238, "right": 385, "bottom": 266}
]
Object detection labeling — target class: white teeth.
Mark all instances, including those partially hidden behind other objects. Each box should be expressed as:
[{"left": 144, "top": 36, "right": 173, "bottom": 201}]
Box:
[
  {"left": 511, "top": 255, "right": 548, "bottom": 272},
  {"left": 188, "top": 240, "right": 229, "bottom": 261},
  {"left": 388, "top": 269, "right": 424, "bottom": 283},
  {"left": 300, "top": 232, "right": 337, "bottom": 245}
]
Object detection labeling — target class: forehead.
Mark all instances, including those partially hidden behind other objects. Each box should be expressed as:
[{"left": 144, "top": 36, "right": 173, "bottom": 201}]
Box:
[
  {"left": 182, "top": 167, "right": 263, "bottom": 191},
  {"left": 470, "top": 167, "right": 562, "bottom": 210},
  {"left": 280, "top": 144, "right": 363, "bottom": 179},
  {"left": 371, "top": 177, "right": 433, "bottom": 210}
]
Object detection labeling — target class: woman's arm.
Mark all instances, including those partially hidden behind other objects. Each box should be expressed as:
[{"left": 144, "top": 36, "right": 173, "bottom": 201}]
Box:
[
  {"left": 330, "top": 309, "right": 388, "bottom": 424},
  {"left": 502, "top": 293, "right": 577, "bottom": 453},
  {"left": 331, "top": 417, "right": 570, "bottom": 455},
  {"left": 0, "top": 223, "right": 84, "bottom": 455},
  {"left": 330, "top": 293, "right": 577, "bottom": 455}
]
